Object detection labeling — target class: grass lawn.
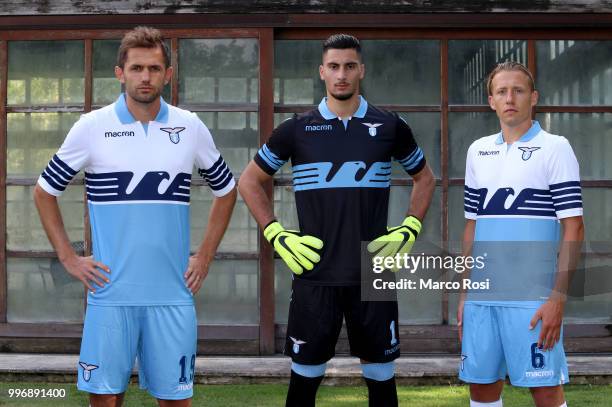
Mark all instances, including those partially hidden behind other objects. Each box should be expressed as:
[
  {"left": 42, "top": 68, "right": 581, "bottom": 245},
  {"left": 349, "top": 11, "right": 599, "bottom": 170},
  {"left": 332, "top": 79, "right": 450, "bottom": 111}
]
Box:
[{"left": 0, "top": 383, "right": 611, "bottom": 406}]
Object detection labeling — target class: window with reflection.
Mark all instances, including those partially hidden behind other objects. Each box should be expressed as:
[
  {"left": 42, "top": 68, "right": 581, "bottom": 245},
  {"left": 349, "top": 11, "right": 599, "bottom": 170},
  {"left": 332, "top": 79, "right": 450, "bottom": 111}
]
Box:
[
  {"left": 179, "top": 39, "right": 259, "bottom": 105},
  {"left": 7, "top": 258, "right": 84, "bottom": 323},
  {"left": 449, "top": 40, "right": 527, "bottom": 104},
  {"left": 8, "top": 41, "right": 84, "bottom": 106},
  {"left": 275, "top": 40, "right": 440, "bottom": 106},
  {"left": 7, "top": 186, "right": 83, "bottom": 252},
  {"left": 537, "top": 112, "right": 612, "bottom": 180},
  {"left": 537, "top": 40, "right": 612, "bottom": 105},
  {"left": 195, "top": 260, "right": 259, "bottom": 324},
  {"left": 448, "top": 112, "right": 500, "bottom": 178}
]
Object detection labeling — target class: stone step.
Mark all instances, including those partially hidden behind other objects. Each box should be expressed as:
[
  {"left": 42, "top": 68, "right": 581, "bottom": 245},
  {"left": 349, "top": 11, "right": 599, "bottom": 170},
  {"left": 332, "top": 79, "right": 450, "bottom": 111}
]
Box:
[{"left": 1, "top": 354, "right": 611, "bottom": 385}]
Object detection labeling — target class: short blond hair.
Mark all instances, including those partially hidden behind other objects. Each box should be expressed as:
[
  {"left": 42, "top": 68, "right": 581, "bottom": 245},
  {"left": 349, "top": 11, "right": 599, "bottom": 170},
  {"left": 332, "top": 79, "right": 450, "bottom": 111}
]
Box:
[
  {"left": 487, "top": 61, "right": 535, "bottom": 95},
  {"left": 117, "top": 26, "right": 170, "bottom": 68}
]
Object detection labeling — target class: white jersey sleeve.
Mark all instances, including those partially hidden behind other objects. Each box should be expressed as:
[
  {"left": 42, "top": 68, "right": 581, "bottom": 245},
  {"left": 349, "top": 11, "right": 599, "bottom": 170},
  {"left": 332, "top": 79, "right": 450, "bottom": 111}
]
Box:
[
  {"left": 37, "top": 114, "right": 91, "bottom": 196},
  {"left": 547, "top": 136, "right": 583, "bottom": 219},
  {"left": 193, "top": 116, "right": 235, "bottom": 197},
  {"left": 464, "top": 142, "right": 479, "bottom": 220}
]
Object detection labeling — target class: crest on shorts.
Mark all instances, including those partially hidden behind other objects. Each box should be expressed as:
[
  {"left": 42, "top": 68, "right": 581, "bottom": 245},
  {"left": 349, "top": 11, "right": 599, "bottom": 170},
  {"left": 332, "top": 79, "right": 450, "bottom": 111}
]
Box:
[
  {"left": 460, "top": 355, "right": 467, "bottom": 371},
  {"left": 518, "top": 146, "right": 540, "bottom": 161},
  {"left": 289, "top": 337, "right": 307, "bottom": 354},
  {"left": 362, "top": 123, "right": 383, "bottom": 137},
  {"left": 79, "top": 362, "right": 99, "bottom": 382},
  {"left": 160, "top": 127, "right": 186, "bottom": 144}
]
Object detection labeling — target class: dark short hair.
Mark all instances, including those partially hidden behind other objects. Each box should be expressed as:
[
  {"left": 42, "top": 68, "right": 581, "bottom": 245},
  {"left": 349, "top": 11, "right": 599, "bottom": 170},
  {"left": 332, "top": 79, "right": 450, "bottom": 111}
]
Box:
[
  {"left": 487, "top": 61, "right": 535, "bottom": 95},
  {"left": 117, "top": 26, "right": 170, "bottom": 68},
  {"left": 322, "top": 34, "right": 361, "bottom": 55}
]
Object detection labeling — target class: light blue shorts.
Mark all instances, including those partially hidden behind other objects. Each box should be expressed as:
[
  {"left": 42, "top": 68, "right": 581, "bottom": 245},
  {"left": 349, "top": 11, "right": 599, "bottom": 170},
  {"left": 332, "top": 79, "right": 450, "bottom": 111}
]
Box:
[
  {"left": 78, "top": 304, "right": 197, "bottom": 400},
  {"left": 459, "top": 303, "right": 569, "bottom": 387}
]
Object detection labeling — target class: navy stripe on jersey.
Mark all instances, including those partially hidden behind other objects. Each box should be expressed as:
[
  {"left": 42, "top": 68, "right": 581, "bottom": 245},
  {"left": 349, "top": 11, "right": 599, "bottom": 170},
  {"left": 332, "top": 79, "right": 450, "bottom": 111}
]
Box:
[
  {"left": 550, "top": 180, "right": 582, "bottom": 212},
  {"left": 464, "top": 185, "right": 483, "bottom": 214},
  {"left": 198, "top": 156, "right": 234, "bottom": 192},
  {"left": 85, "top": 171, "right": 191, "bottom": 203},
  {"left": 464, "top": 186, "right": 559, "bottom": 217},
  {"left": 257, "top": 144, "right": 287, "bottom": 173},
  {"left": 41, "top": 154, "right": 78, "bottom": 192}
]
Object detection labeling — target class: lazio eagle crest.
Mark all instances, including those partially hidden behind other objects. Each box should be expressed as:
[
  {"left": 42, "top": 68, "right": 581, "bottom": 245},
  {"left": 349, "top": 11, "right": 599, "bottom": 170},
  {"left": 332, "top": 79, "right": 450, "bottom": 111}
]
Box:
[{"left": 160, "top": 127, "right": 186, "bottom": 144}]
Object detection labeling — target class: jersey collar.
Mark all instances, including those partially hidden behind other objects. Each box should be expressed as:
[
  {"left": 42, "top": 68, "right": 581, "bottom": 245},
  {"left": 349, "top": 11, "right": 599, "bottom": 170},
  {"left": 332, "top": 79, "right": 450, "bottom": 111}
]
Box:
[
  {"left": 495, "top": 120, "right": 542, "bottom": 145},
  {"left": 318, "top": 95, "right": 368, "bottom": 120},
  {"left": 114, "top": 93, "right": 169, "bottom": 124}
]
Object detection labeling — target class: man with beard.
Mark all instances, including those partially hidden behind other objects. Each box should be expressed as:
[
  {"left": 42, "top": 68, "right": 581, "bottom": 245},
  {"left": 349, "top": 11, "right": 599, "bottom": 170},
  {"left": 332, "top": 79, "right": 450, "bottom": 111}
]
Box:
[
  {"left": 238, "top": 34, "right": 435, "bottom": 406},
  {"left": 34, "top": 26, "right": 236, "bottom": 407}
]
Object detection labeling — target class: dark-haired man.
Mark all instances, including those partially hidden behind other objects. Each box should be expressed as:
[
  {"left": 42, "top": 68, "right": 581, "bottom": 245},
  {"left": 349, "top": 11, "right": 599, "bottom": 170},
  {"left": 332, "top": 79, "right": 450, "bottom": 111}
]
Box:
[
  {"left": 34, "top": 26, "right": 236, "bottom": 407},
  {"left": 239, "top": 34, "right": 435, "bottom": 407}
]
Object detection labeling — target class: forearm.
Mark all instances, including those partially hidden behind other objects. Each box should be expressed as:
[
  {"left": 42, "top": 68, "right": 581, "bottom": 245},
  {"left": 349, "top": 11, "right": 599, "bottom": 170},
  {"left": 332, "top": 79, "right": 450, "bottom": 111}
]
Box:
[
  {"left": 551, "top": 216, "right": 584, "bottom": 302},
  {"left": 237, "top": 165, "right": 276, "bottom": 230},
  {"left": 407, "top": 164, "right": 435, "bottom": 221},
  {"left": 33, "top": 185, "right": 78, "bottom": 262},
  {"left": 194, "top": 187, "right": 237, "bottom": 263}
]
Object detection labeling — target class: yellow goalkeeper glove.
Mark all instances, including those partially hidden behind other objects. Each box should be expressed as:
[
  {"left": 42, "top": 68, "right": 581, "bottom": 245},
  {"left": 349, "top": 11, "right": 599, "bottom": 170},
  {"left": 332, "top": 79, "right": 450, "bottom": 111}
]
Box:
[
  {"left": 367, "top": 216, "right": 422, "bottom": 271},
  {"left": 264, "top": 221, "right": 324, "bottom": 275}
]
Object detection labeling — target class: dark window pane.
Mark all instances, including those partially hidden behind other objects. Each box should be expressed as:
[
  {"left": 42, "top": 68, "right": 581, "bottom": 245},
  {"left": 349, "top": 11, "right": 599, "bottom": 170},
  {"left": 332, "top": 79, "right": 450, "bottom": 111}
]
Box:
[
  {"left": 397, "top": 113, "right": 440, "bottom": 177},
  {"left": 195, "top": 112, "right": 258, "bottom": 175},
  {"left": 537, "top": 113, "right": 612, "bottom": 180},
  {"left": 8, "top": 41, "right": 84, "bottom": 106},
  {"left": 195, "top": 260, "right": 258, "bottom": 324},
  {"left": 179, "top": 39, "right": 258, "bottom": 105},
  {"left": 190, "top": 187, "right": 257, "bottom": 253},
  {"left": 448, "top": 112, "right": 500, "bottom": 178},
  {"left": 449, "top": 40, "right": 527, "bottom": 104},
  {"left": 93, "top": 40, "right": 122, "bottom": 105},
  {"left": 537, "top": 40, "right": 612, "bottom": 105},
  {"left": 7, "top": 186, "right": 83, "bottom": 252},
  {"left": 7, "top": 112, "right": 81, "bottom": 178},
  {"left": 275, "top": 40, "right": 440, "bottom": 106},
  {"left": 8, "top": 257, "right": 84, "bottom": 323},
  {"left": 274, "top": 40, "right": 324, "bottom": 105},
  {"left": 361, "top": 40, "right": 440, "bottom": 105}
]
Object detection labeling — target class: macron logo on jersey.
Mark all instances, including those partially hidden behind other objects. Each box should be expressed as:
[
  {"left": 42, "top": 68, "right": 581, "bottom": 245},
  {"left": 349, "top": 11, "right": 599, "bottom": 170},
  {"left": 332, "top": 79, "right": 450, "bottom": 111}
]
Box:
[
  {"left": 478, "top": 150, "right": 500, "bottom": 156},
  {"left": 105, "top": 131, "right": 135, "bottom": 138},
  {"left": 305, "top": 124, "right": 333, "bottom": 132}
]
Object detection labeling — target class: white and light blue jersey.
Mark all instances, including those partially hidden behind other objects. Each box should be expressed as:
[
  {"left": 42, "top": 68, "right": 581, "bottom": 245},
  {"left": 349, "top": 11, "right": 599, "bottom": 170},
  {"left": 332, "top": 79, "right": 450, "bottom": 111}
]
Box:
[
  {"left": 464, "top": 121, "right": 582, "bottom": 306},
  {"left": 38, "top": 94, "right": 235, "bottom": 306}
]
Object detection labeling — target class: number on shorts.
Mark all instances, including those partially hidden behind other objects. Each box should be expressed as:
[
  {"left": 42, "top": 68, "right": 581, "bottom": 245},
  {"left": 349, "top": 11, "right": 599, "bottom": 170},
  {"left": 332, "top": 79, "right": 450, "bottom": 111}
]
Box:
[
  {"left": 530, "top": 343, "right": 545, "bottom": 369},
  {"left": 190, "top": 354, "right": 196, "bottom": 381},
  {"left": 179, "top": 354, "right": 197, "bottom": 383},
  {"left": 179, "top": 356, "right": 187, "bottom": 383}
]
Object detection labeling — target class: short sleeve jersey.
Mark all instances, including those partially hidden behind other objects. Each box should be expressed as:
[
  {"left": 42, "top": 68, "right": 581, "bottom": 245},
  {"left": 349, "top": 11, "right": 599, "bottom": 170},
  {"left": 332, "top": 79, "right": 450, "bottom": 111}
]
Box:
[
  {"left": 254, "top": 96, "right": 426, "bottom": 285},
  {"left": 37, "top": 94, "right": 235, "bottom": 305},
  {"left": 463, "top": 120, "right": 582, "bottom": 305}
]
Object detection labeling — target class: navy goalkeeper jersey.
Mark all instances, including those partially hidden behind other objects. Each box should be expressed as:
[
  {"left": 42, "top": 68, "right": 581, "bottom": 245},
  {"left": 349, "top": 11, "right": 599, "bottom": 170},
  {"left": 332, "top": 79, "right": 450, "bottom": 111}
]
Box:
[{"left": 254, "top": 96, "right": 426, "bottom": 285}]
